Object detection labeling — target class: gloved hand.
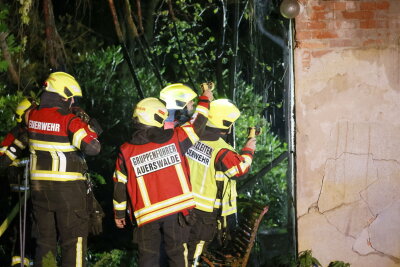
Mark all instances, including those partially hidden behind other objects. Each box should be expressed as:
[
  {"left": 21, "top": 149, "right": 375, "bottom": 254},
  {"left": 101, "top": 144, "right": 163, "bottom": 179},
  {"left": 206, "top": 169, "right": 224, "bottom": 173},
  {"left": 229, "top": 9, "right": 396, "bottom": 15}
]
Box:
[
  {"left": 89, "top": 211, "right": 104, "bottom": 235},
  {"left": 88, "top": 118, "right": 103, "bottom": 136},
  {"left": 247, "top": 126, "right": 261, "bottom": 139},
  {"left": 184, "top": 209, "right": 197, "bottom": 226},
  {"left": 71, "top": 106, "right": 91, "bottom": 123},
  {"left": 87, "top": 192, "right": 105, "bottom": 236}
]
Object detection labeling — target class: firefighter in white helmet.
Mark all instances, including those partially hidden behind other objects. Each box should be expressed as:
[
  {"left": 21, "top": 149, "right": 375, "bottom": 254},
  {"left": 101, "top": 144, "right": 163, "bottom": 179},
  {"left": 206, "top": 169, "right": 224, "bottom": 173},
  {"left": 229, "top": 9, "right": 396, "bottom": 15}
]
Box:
[
  {"left": 185, "top": 99, "right": 257, "bottom": 266},
  {"left": 112, "top": 94, "right": 211, "bottom": 267}
]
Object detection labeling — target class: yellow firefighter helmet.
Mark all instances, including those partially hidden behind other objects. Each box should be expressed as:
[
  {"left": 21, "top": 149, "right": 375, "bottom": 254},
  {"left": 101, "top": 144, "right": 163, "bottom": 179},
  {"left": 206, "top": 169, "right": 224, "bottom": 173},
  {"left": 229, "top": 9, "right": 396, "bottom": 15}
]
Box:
[
  {"left": 44, "top": 72, "right": 82, "bottom": 99},
  {"left": 207, "top": 99, "right": 241, "bottom": 129},
  {"left": 15, "top": 98, "right": 34, "bottom": 123},
  {"left": 159, "top": 83, "right": 197, "bottom": 109},
  {"left": 133, "top": 97, "right": 168, "bottom": 128}
]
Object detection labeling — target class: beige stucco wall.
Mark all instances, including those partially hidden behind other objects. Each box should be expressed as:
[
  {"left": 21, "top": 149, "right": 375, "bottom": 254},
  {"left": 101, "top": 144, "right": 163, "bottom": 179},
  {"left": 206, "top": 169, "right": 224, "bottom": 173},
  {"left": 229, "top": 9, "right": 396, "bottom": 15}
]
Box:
[{"left": 295, "top": 44, "right": 400, "bottom": 265}]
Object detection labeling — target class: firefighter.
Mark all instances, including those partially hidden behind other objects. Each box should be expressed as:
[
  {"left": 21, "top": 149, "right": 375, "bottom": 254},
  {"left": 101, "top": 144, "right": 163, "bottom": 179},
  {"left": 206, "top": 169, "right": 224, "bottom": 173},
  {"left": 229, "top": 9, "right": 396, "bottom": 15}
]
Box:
[
  {"left": 25, "top": 72, "right": 101, "bottom": 267},
  {"left": 185, "top": 99, "right": 257, "bottom": 266},
  {"left": 0, "top": 98, "right": 35, "bottom": 169},
  {"left": 113, "top": 86, "right": 211, "bottom": 267},
  {"left": 0, "top": 97, "right": 36, "bottom": 267}
]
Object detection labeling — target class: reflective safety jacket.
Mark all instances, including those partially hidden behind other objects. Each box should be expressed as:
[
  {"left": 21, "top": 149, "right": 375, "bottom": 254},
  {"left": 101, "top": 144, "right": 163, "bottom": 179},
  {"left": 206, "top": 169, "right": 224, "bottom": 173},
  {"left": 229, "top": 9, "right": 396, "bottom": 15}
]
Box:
[
  {"left": 27, "top": 107, "right": 99, "bottom": 183},
  {"left": 113, "top": 124, "right": 199, "bottom": 227},
  {"left": 0, "top": 125, "right": 28, "bottom": 169},
  {"left": 186, "top": 138, "right": 254, "bottom": 217}
]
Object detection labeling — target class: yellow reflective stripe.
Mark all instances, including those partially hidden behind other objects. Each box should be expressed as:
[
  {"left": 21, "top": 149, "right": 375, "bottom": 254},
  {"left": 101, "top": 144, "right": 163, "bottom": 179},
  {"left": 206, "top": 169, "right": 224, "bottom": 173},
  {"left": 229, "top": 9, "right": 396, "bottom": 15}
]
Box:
[
  {"left": 215, "top": 171, "right": 224, "bottom": 181},
  {"left": 76, "top": 237, "right": 83, "bottom": 267},
  {"left": 242, "top": 154, "right": 252, "bottom": 163},
  {"left": 134, "top": 193, "right": 194, "bottom": 218},
  {"left": 72, "top": 129, "right": 87, "bottom": 148},
  {"left": 137, "top": 176, "right": 151, "bottom": 207},
  {"left": 113, "top": 200, "right": 127, "bottom": 210},
  {"left": 221, "top": 206, "right": 237, "bottom": 216},
  {"left": 31, "top": 171, "right": 84, "bottom": 181},
  {"left": 13, "top": 138, "right": 25, "bottom": 149},
  {"left": 193, "top": 240, "right": 205, "bottom": 266},
  {"left": 195, "top": 202, "right": 214, "bottom": 211},
  {"left": 174, "top": 163, "right": 190, "bottom": 193},
  {"left": 214, "top": 198, "right": 222, "bottom": 208},
  {"left": 198, "top": 169, "right": 208, "bottom": 194},
  {"left": 135, "top": 198, "right": 195, "bottom": 226},
  {"left": 181, "top": 124, "right": 199, "bottom": 144},
  {"left": 11, "top": 158, "right": 29, "bottom": 167},
  {"left": 5, "top": 150, "right": 17, "bottom": 161},
  {"left": 30, "top": 139, "right": 76, "bottom": 152},
  {"left": 225, "top": 166, "right": 240, "bottom": 178},
  {"left": 11, "top": 256, "right": 30, "bottom": 266},
  {"left": 50, "top": 151, "right": 59, "bottom": 172},
  {"left": 183, "top": 243, "right": 189, "bottom": 267},
  {"left": 0, "top": 146, "right": 6, "bottom": 153},
  {"left": 193, "top": 192, "right": 215, "bottom": 202},
  {"left": 114, "top": 170, "right": 127, "bottom": 184},
  {"left": 195, "top": 105, "right": 209, "bottom": 117},
  {"left": 30, "top": 152, "right": 37, "bottom": 171}
]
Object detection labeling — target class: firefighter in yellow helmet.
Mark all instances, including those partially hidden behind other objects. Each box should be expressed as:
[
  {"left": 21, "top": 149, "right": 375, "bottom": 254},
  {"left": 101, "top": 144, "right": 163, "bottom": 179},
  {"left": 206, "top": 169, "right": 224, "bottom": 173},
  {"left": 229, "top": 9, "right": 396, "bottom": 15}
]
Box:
[
  {"left": 159, "top": 83, "right": 213, "bottom": 130},
  {"left": 185, "top": 99, "right": 257, "bottom": 266},
  {"left": 113, "top": 93, "right": 211, "bottom": 267},
  {"left": 0, "top": 97, "right": 37, "bottom": 267},
  {"left": 24, "top": 71, "right": 101, "bottom": 267},
  {"left": 0, "top": 97, "right": 36, "bottom": 169}
]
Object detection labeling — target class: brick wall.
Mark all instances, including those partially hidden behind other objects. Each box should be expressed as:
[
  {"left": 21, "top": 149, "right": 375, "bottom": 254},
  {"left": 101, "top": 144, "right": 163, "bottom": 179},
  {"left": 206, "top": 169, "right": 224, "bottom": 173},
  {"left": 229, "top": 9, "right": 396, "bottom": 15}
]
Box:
[
  {"left": 295, "top": 0, "right": 400, "bottom": 69},
  {"left": 294, "top": 1, "right": 400, "bottom": 266}
]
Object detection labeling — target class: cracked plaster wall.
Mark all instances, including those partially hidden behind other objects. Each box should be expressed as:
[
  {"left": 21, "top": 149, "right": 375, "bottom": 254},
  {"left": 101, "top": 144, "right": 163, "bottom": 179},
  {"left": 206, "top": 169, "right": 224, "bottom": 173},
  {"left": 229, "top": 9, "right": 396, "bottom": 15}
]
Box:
[{"left": 294, "top": 46, "right": 400, "bottom": 266}]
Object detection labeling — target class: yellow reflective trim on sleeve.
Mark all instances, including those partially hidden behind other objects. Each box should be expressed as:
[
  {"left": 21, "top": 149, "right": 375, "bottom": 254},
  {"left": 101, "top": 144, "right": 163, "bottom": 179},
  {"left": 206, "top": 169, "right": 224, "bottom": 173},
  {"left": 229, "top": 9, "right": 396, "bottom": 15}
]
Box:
[
  {"left": 224, "top": 166, "right": 240, "bottom": 178},
  {"left": 0, "top": 147, "right": 6, "bottom": 154},
  {"left": 114, "top": 170, "right": 127, "bottom": 184},
  {"left": 30, "top": 139, "right": 76, "bottom": 152},
  {"left": 76, "top": 237, "right": 83, "bottom": 267},
  {"left": 10, "top": 158, "right": 29, "bottom": 167},
  {"left": 72, "top": 128, "right": 87, "bottom": 149},
  {"left": 174, "top": 163, "right": 190, "bottom": 193},
  {"left": 181, "top": 125, "right": 199, "bottom": 145},
  {"left": 5, "top": 150, "right": 17, "bottom": 161},
  {"left": 137, "top": 176, "right": 151, "bottom": 207},
  {"left": 13, "top": 138, "right": 25, "bottom": 149},
  {"left": 195, "top": 105, "right": 209, "bottom": 117},
  {"left": 113, "top": 200, "right": 127, "bottom": 210},
  {"left": 215, "top": 171, "right": 225, "bottom": 181}
]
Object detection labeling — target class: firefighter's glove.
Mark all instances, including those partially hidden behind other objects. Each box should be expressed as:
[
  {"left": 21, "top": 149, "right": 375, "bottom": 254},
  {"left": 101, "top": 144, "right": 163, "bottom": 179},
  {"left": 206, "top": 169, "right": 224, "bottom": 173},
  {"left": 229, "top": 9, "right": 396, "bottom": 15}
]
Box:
[
  {"left": 71, "top": 106, "right": 91, "bottom": 123},
  {"left": 89, "top": 210, "right": 104, "bottom": 235},
  {"left": 201, "top": 82, "right": 215, "bottom": 92},
  {"left": 89, "top": 118, "right": 103, "bottom": 136},
  {"left": 88, "top": 193, "right": 105, "bottom": 236},
  {"left": 184, "top": 209, "right": 197, "bottom": 226},
  {"left": 247, "top": 126, "right": 261, "bottom": 139}
]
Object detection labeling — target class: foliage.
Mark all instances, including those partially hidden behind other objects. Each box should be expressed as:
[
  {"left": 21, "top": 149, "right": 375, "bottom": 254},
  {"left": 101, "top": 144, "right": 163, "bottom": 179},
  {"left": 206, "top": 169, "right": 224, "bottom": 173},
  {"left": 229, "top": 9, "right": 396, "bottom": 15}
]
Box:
[
  {"left": 297, "top": 250, "right": 322, "bottom": 267},
  {"left": 328, "top": 261, "right": 351, "bottom": 267},
  {"left": 0, "top": 92, "right": 23, "bottom": 137},
  {"left": 234, "top": 82, "right": 288, "bottom": 228},
  {"left": 87, "top": 249, "right": 138, "bottom": 267}
]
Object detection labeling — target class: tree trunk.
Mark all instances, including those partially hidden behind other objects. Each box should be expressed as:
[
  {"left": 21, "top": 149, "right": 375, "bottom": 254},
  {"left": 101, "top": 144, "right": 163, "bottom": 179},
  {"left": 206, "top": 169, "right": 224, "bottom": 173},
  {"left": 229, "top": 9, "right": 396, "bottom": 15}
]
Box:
[{"left": 43, "top": 0, "right": 66, "bottom": 70}]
